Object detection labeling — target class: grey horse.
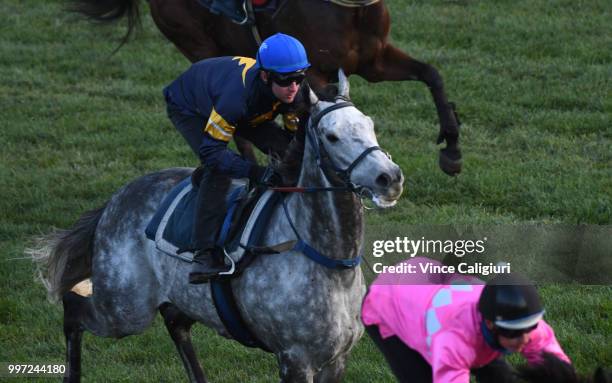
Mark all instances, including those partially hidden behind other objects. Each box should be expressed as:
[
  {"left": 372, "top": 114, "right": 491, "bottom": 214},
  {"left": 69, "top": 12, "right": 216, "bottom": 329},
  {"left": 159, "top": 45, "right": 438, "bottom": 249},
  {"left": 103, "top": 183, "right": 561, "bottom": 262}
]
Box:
[{"left": 32, "top": 70, "right": 404, "bottom": 383}]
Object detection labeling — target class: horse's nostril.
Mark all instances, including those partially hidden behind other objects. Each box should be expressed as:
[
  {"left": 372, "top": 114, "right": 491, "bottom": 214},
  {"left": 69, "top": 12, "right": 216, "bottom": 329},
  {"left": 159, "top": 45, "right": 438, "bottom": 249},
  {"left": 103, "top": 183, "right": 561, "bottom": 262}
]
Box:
[
  {"left": 394, "top": 168, "right": 404, "bottom": 183},
  {"left": 376, "top": 173, "right": 391, "bottom": 187}
]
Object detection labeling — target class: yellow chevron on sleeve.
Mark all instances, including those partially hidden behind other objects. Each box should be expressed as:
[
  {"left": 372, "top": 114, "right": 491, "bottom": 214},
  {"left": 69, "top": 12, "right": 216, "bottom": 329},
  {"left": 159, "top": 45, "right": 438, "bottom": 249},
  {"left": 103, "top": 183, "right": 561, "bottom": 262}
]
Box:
[
  {"left": 204, "top": 107, "right": 236, "bottom": 142},
  {"left": 232, "top": 56, "right": 256, "bottom": 86}
]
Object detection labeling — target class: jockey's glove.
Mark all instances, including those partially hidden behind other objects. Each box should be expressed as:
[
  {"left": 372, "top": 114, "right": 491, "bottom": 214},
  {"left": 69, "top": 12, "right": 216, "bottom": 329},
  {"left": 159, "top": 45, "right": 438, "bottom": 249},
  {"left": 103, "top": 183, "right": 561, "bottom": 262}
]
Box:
[{"left": 248, "top": 165, "right": 282, "bottom": 187}]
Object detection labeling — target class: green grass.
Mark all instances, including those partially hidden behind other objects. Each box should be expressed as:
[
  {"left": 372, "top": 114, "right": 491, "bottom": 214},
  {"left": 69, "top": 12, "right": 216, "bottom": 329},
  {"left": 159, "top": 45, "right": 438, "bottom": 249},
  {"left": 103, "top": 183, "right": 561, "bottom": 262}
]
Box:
[{"left": 0, "top": 0, "right": 610, "bottom": 381}]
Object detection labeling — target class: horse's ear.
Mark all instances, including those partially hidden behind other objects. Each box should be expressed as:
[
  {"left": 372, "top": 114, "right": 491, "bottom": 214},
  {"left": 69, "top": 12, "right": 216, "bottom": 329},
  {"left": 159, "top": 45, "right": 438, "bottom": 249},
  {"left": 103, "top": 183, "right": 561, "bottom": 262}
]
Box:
[
  {"left": 309, "top": 88, "right": 319, "bottom": 105},
  {"left": 338, "top": 68, "right": 350, "bottom": 99}
]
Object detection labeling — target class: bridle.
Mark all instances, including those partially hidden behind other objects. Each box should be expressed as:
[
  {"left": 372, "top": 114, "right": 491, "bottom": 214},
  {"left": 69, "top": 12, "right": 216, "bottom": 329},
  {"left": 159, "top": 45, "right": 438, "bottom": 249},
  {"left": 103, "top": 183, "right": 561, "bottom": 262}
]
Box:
[
  {"left": 273, "top": 99, "right": 388, "bottom": 198},
  {"left": 273, "top": 99, "right": 389, "bottom": 269}
]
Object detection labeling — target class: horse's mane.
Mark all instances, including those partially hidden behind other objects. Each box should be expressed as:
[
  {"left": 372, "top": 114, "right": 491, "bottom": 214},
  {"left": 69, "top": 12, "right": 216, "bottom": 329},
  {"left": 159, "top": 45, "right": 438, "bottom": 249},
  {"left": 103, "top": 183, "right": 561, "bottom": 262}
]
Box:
[{"left": 272, "top": 81, "right": 340, "bottom": 185}]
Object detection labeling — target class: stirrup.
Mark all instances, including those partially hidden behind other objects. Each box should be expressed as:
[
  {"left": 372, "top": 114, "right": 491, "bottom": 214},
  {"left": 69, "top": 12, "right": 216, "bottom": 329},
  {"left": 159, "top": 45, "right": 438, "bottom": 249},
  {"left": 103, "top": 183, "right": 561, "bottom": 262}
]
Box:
[
  {"left": 218, "top": 247, "right": 236, "bottom": 276},
  {"left": 231, "top": 1, "right": 250, "bottom": 25},
  {"left": 188, "top": 248, "right": 235, "bottom": 284}
]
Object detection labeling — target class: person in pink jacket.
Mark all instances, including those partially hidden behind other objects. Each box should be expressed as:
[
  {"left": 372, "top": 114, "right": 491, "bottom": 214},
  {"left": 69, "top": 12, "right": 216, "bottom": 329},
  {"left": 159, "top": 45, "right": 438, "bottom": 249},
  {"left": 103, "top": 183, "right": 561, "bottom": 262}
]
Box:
[{"left": 361, "top": 257, "right": 570, "bottom": 383}]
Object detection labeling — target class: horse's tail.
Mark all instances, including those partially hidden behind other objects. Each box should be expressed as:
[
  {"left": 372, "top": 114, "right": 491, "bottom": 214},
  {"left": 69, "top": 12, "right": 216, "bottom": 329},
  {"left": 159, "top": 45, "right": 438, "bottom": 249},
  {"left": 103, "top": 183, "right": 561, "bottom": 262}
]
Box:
[
  {"left": 68, "top": 0, "right": 141, "bottom": 49},
  {"left": 28, "top": 203, "right": 107, "bottom": 303}
]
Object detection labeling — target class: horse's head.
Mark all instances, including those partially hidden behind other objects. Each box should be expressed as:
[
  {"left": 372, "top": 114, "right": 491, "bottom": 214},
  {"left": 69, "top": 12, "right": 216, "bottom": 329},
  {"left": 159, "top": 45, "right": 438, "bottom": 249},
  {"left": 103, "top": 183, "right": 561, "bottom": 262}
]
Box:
[{"left": 305, "top": 69, "right": 403, "bottom": 208}]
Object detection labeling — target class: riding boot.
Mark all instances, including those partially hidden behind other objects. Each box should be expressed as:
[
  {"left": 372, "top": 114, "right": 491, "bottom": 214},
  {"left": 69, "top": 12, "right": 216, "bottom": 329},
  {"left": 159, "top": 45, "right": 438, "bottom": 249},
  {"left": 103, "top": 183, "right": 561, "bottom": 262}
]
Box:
[
  {"left": 189, "top": 248, "right": 230, "bottom": 284},
  {"left": 189, "top": 166, "right": 232, "bottom": 284}
]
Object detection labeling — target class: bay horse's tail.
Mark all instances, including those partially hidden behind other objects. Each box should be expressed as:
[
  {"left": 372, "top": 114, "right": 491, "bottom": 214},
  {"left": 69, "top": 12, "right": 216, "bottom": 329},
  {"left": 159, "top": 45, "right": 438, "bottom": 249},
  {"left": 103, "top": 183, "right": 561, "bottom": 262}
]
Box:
[
  {"left": 68, "top": 0, "right": 141, "bottom": 48},
  {"left": 28, "top": 203, "right": 107, "bottom": 303}
]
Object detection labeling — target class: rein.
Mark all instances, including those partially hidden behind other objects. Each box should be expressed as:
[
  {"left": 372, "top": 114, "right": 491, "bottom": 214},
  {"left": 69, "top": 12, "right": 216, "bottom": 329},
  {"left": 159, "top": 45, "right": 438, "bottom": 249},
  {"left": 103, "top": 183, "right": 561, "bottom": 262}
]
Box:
[
  {"left": 268, "top": 100, "right": 384, "bottom": 270},
  {"left": 281, "top": 197, "right": 362, "bottom": 269}
]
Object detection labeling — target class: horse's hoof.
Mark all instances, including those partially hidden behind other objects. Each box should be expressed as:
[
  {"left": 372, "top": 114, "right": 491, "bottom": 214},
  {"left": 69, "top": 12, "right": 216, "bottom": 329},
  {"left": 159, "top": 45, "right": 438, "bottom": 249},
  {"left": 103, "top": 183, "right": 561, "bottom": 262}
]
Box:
[{"left": 439, "top": 147, "right": 462, "bottom": 176}]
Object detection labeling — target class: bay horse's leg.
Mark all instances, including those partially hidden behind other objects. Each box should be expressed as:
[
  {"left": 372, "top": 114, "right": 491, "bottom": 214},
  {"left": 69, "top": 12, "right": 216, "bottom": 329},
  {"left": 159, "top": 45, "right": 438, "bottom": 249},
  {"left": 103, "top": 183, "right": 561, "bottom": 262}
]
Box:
[
  {"left": 360, "top": 44, "right": 463, "bottom": 176},
  {"left": 159, "top": 303, "right": 208, "bottom": 383}
]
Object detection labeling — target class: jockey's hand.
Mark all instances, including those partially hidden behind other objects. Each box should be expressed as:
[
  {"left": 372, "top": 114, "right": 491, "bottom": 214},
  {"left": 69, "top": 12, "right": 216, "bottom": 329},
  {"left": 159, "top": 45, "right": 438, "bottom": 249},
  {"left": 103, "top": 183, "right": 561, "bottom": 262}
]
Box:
[{"left": 248, "top": 165, "right": 282, "bottom": 187}]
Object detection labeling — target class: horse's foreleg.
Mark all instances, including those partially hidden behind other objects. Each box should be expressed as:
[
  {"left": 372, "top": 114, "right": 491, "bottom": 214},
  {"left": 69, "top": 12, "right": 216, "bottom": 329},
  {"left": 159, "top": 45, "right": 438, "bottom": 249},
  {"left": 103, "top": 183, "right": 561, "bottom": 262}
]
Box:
[
  {"left": 278, "top": 351, "right": 314, "bottom": 383},
  {"left": 313, "top": 355, "right": 347, "bottom": 383},
  {"left": 159, "top": 303, "right": 208, "bottom": 383},
  {"left": 360, "top": 44, "right": 462, "bottom": 176}
]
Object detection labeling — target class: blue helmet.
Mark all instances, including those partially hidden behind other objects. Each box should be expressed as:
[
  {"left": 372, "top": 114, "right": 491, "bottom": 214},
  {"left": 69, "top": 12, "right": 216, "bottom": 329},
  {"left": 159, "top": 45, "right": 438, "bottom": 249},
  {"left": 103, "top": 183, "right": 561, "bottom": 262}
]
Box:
[{"left": 256, "top": 33, "right": 311, "bottom": 74}]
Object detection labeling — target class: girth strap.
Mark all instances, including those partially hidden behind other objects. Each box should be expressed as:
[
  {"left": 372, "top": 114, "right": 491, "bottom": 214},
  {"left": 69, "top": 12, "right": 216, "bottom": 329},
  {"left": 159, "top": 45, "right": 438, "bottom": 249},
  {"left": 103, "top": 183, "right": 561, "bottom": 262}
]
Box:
[{"left": 210, "top": 279, "right": 272, "bottom": 352}]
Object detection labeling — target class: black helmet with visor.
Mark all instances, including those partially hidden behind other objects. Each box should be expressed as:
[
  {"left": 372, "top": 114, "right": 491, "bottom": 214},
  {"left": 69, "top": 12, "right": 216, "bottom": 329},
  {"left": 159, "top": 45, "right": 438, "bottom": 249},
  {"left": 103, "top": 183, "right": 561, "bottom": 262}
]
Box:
[{"left": 478, "top": 273, "right": 544, "bottom": 337}]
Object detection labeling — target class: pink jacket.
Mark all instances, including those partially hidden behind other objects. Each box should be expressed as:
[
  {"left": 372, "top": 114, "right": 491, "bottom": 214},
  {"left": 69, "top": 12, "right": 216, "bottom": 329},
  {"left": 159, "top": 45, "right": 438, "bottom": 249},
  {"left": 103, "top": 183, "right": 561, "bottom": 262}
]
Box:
[{"left": 361, "top": 257, "right": 570, "bottom": 383}]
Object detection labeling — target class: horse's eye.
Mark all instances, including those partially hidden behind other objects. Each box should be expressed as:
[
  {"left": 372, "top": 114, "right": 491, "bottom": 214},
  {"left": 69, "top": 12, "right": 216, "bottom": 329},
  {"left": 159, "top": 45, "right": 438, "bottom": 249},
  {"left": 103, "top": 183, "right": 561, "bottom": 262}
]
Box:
[{"left": 326, "top": 134, "right": 339, "bottom": 143}]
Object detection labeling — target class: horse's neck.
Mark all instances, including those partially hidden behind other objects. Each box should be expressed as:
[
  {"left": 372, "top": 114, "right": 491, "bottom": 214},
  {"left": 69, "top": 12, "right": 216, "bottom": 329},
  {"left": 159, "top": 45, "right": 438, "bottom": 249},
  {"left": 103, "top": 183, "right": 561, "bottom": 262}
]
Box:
[{"left": 286, "top": 142, "right": 364, "bottom": 258}]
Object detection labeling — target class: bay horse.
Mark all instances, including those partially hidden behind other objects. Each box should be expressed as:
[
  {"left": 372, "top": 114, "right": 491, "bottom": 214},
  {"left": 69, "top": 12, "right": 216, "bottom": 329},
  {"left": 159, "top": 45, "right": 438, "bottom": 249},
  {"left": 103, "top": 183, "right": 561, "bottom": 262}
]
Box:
[
  {"left": 32, "top": 71, "right": 404, "bottom": 382},
  {"left": 70, "top": 0, "right": 463, "bottom": 176}
]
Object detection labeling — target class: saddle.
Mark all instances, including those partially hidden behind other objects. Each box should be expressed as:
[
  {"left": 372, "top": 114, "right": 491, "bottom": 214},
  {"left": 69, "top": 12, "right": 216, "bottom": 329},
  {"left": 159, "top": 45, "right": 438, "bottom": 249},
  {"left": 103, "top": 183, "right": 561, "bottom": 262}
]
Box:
[{"left": 144, "top": 175, "right": 283, "bottom": 276}]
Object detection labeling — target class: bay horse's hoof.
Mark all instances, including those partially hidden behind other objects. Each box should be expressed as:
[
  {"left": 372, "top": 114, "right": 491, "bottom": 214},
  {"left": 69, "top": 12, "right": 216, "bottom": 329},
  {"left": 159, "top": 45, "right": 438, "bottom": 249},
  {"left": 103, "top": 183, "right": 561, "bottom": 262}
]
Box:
[{"left": 439, "top": 147, "right": 462, "bottom": 176}]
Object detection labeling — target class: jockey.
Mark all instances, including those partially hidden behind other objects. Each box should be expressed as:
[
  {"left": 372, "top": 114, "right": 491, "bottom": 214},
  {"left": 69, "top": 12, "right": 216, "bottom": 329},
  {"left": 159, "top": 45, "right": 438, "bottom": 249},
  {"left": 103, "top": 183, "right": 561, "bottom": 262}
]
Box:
[
  {"left": 163, "top": 33, "right": 311, "bottom": 284},
  {"left": 361, "top": 257, "right": 570, "bottom": 383}
]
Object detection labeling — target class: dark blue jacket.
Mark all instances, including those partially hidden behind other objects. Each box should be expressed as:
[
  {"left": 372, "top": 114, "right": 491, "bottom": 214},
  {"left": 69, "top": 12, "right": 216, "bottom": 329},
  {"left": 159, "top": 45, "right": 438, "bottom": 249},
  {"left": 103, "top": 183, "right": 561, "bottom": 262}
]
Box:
[{"left": 164, "top": 56, "right": 300, "bottom": 178}]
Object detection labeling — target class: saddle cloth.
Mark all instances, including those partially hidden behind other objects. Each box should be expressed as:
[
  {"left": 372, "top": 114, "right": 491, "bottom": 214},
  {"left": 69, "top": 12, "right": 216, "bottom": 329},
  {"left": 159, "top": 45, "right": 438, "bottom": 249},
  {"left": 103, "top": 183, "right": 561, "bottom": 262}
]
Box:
[{"left": 145, "top": 176, "right": 280, "bottom": 266}]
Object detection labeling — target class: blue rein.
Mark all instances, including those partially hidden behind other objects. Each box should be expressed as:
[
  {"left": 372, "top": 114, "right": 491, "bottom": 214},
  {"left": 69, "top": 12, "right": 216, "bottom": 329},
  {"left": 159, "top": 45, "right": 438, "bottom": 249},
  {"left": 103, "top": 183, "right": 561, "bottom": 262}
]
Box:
[{"left": 282, "top": 196, "right": 361, "bottom": 269}]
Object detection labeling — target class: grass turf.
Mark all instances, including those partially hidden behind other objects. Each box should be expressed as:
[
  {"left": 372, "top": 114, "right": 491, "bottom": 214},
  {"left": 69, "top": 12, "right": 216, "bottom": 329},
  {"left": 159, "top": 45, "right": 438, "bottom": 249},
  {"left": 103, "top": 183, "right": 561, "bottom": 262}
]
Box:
[{"left": 0, "top": 0, "right": 610, "bottom": 381}]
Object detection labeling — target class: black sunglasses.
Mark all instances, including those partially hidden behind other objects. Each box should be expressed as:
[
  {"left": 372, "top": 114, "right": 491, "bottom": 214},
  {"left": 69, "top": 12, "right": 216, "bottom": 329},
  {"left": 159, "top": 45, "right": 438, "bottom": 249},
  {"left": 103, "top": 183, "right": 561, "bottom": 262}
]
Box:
[
  {"left": 270, "top": 72, "right": 306, "bottom": 87},
  {"left": 495, "top": 323, "right": 538, "bottom": 339}
]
